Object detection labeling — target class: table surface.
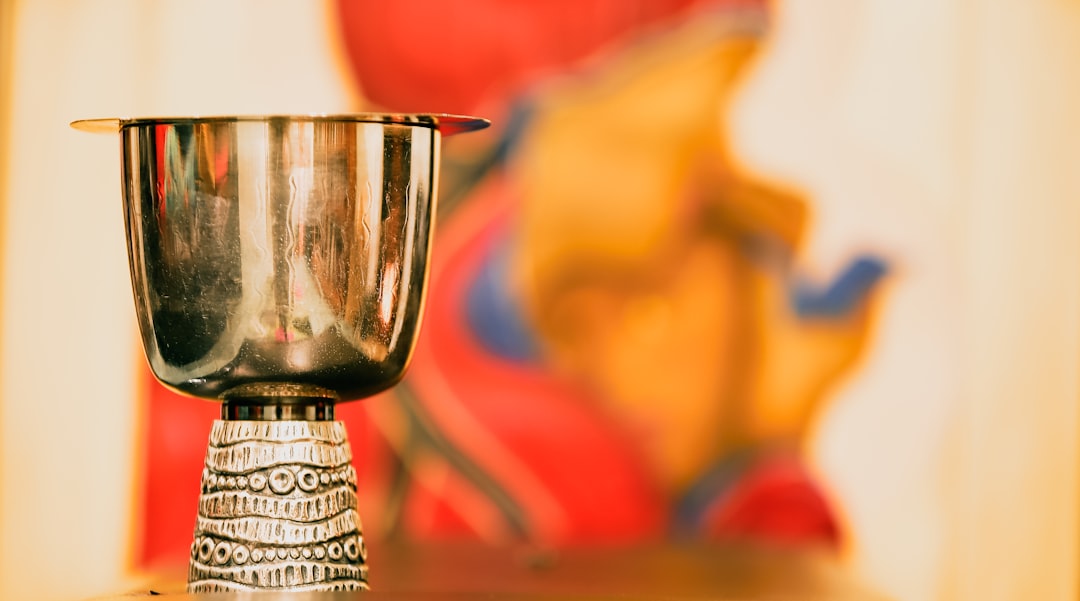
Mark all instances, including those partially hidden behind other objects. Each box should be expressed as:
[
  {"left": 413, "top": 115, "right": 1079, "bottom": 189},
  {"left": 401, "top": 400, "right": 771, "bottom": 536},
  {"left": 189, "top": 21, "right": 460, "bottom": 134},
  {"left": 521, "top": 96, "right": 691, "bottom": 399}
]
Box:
[{"left": 102, "top": 541, "right": 888, "bottom": 600}]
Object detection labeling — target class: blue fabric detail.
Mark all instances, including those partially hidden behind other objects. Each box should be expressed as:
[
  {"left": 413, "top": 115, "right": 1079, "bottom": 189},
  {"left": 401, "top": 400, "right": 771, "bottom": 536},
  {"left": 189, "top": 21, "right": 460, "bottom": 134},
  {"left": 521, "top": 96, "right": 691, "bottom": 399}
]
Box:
[
  {"left": 464, "top": 239, "right": 540, "bottom": 362},
  {"left": 673, "top": 449, "right": 758, "bottom": 535},
  {"left": 792, "top": 256, "right": 888, "bottom": 318},
  {"left": 493, "top": 100, "right": 534, "bottom": 162},
  {"left": 452, "top": 99, "right": 540, "bottom": 362}
]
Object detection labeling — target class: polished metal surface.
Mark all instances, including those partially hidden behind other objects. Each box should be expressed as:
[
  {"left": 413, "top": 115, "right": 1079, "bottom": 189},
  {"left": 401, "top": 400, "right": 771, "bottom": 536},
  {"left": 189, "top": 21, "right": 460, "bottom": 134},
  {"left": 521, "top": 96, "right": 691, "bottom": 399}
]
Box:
[
  {"left": 105, "top": 115, "right": 488, "bottom": 403},
  {"left": 77, "top": 113, "right": 488, "bottom": 593},
  {"left": 221, "top": 396, "right": 335, "bottom": 421},
  {"left": 72, "top": 113, "right": 490, "bottom": 136},
  {"left": 190, "top": 420, "right": 368, "bottom": 593}
]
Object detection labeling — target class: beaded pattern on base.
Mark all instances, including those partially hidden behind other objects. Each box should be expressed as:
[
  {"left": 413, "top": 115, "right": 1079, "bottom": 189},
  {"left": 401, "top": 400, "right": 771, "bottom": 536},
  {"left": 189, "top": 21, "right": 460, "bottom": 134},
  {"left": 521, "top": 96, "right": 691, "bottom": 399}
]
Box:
[{"left": 188, "top": 421, "right": 369, "bottom": 592}]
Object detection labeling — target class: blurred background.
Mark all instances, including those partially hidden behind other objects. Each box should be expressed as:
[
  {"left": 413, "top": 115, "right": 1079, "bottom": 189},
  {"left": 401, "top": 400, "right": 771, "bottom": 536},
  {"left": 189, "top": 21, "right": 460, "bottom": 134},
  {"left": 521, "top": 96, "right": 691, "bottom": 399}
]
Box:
[{"left": 1, "top": 0, "right": 1078, "bottom": 600}]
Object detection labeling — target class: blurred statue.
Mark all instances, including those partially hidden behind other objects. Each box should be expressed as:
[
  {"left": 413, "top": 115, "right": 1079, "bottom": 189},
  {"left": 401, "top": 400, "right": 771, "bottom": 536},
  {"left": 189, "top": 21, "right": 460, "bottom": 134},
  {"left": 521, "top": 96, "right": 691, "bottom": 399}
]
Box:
[
  {"left": 136, "top": 0, "right": 888, "bottom": 566},
  {"left": 354, "top": 8, "right": 888, "bottom": 545}
]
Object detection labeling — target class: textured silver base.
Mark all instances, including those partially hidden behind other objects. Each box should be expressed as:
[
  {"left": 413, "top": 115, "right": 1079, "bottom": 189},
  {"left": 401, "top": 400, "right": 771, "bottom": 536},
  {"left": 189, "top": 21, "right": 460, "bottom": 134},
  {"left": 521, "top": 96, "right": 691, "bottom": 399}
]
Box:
[{"left": 188, "top": 420, "right": 369, "bottom": 593}]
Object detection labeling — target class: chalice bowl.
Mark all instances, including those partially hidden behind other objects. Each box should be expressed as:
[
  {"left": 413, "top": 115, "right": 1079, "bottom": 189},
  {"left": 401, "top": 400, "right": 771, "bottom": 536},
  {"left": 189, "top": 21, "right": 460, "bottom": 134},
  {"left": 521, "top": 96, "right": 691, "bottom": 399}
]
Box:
[{"left": 73, "top": 114, "right": 488, "bottom": 593}]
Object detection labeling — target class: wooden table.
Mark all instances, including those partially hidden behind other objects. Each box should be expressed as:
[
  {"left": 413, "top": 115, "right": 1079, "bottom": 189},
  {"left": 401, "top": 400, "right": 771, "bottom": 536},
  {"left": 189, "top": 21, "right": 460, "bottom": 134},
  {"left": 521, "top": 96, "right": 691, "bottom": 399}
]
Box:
[{"left": 113, "top": 541, "right": 887, "bottom": 600}]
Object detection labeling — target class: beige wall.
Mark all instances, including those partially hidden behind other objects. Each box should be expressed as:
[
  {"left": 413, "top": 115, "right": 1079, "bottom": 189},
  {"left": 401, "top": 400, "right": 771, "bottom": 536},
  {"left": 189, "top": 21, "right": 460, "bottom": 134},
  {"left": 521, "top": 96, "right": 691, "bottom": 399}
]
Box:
[
  {"left": 0, "top": 0, "right": 14, "bottom": 581},
  {"left": 0, "top": 2, "right": 355, "bottom": 600},
  {"left": 947, "top": 3, "right": 1080, "bottom": 599},
  {"left": 0, "top": 0, "right": 14, "bottom": 406}
]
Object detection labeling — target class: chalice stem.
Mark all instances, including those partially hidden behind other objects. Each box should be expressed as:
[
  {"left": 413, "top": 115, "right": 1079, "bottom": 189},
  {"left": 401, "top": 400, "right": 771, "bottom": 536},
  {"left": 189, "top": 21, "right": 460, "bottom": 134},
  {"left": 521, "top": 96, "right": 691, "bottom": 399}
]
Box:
[{"left": 188, "top": 418, "right": 369, "bottom": 592}]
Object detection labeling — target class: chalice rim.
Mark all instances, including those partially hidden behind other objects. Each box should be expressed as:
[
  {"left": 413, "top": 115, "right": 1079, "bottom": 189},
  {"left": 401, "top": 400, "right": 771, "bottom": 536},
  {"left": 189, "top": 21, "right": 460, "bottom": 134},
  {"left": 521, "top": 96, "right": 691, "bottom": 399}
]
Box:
[{"left": 70, "top": 113, "right": 490, "bottom": 136}]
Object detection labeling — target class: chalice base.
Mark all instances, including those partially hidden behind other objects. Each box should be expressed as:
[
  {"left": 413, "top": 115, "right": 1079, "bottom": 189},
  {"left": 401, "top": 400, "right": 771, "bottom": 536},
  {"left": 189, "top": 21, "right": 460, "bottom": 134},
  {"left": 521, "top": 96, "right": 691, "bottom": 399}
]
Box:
[{"left": 188, "top": 420, "right": 369, "bottom": 592}]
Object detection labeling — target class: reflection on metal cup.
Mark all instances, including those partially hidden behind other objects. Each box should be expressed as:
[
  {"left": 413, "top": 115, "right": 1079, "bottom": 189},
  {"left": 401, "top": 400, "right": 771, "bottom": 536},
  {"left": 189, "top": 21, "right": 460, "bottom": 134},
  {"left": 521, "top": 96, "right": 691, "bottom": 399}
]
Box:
[{"left": 75, "top": 113, "right": 489, "bottom": 592}]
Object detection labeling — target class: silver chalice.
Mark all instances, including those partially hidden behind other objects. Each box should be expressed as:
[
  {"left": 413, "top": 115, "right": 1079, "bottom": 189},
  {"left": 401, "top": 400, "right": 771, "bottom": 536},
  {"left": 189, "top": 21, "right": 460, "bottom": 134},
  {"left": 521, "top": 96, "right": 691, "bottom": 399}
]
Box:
[{"left": 73, "top": 114, "right": 488, "bottom": 592}]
